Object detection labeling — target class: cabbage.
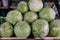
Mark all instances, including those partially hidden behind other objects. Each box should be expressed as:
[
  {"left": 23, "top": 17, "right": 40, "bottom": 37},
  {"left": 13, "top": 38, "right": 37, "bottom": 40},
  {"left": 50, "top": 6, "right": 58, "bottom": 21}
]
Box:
[
  {"left": 24, "top": 11, "right": 38, "bottom": 23},
  {"left": 14, "top": 21, "right": 31, "bottom": 38},
  {"left": 17, "top": 1, "right": 28, "bottom": 13},
  {"left": 39, "top": 8, "right": 56, "bottom": 22},
  {"left": 50, "top": 19, "right": 60, "bottom": 37},
  {"left": 28, "top": 0, "right": 43, "bottom": 12},
  {"left": 50, "top": 19, "right": 60, "bottom": 28},
  {"left": 0, "top": 22, "right": 13, "bottom": 37},
  {"left": 6, "top": 10, "right": 22, "bottom": 25},
  {"left": 32, "top": 19, "right": 49, "bottom": 38},
  {"left": 0, "top": 17, "right": 6, "bottom": 37},
  {"left": 50, "top": 27, "right": 60, "bottom": 37}
]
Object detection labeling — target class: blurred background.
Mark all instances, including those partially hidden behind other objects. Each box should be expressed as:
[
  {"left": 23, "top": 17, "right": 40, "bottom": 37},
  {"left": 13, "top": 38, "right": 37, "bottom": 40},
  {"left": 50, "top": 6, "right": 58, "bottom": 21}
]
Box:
[{"left": 0, "top": 0, "right": 60, "bottom": 17}]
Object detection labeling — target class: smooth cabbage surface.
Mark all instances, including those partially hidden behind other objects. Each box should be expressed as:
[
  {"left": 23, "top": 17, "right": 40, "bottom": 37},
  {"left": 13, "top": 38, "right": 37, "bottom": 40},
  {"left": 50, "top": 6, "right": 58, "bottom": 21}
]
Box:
[
  {"left": 50, "top": 19, "right": 60, "bottom": 37},
  {"left": 24, "top": 11, "right": 38, "bottom": 23},
  {"left": 14, "top": 21, "right": 31, "bottom": 38},
  {"left": 17, "top": 1, "right": 28, "bottom": 13},
  {"left": 0, "top": 22, "right": 13, "bottom": 37},
  {"left": 29, "top": 0, "right": 43, "bottom": 12},
  {"left": 39, "top": 8, "right": 56, "bottom": 22},
  {"left": 6, "top": 10, "right": 22, "bottom": 25},
  {"left": 32, "top": 19, "right": 49, "bottom": 38}
]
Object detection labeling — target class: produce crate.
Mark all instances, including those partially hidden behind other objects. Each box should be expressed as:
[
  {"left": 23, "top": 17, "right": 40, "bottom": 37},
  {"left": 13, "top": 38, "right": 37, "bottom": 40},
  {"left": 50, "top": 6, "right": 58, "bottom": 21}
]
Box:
[
  {"left": 0, "top": 0, "right": 60, "bottom": 40},
  {"left": 1, "top": 37, "right": 60, "bottom": 40}
]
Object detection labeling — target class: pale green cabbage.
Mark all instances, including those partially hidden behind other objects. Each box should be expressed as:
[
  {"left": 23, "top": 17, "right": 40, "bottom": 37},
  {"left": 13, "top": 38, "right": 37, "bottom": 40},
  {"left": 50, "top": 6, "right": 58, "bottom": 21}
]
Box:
[
  {"left": 17, "top": 1, "right": 28, "bottom": 13},
  {"left": 32, "top": 19, "right": 49, "bottom": 38},
  {"left": 50, "top": 19, "right": 60, "bottom": 37},
  {"left": 14, "top": 21, "right": 31, "bottom": 38},
  {"left": 39, "top": 8, "right": 56, "bottom": 22},
  {"left": 29, "top": 0, "right": 43, "bottom": 12},
  {"left": 0, "top": 22, "right": 13, "bottom": 37},
  {"left": 6, "top": 10, "right": 22, "bottom": 25},
  {"left": 24, "top": 11, "right": 38, "bottom": 23}
]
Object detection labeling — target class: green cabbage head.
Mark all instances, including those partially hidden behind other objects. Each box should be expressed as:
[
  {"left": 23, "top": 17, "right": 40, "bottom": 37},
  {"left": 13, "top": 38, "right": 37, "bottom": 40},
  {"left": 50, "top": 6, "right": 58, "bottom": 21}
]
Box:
[
  {"left": 0, "top": 22, "right": 13, "bottom": 37},
  {"left": 32, "top": 19, "right": 49, "bottom": 38},
  {"left": 0, "top": 17, "right": 6, "bottom": 37},
  {"left": 28, "top": 0, "right": 43, "bottom": 12},
  {"left": 6, "top": 10, "right": 22, "bottom": 25},
  {"left": 17, "top": 1, "right": 28, "bottom": 13},
  {"left": 24, "top": 11, "right": 38, "bottom": 23},
  {"left": 14, "top": 21, "right": 31, "bottom": 38},
  {"left": 50, "top": 19, "right": 60, "bottom": 37},
  {"left": 39, "top": 8, "right": 56, "bottom": 22}
]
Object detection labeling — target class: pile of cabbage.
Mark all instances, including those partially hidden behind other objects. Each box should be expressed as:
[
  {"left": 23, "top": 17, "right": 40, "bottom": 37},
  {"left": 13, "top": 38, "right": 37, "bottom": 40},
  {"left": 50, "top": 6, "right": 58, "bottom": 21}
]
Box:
[{"left": 0, "top": 0, "right": 60, "bottom": 38}]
